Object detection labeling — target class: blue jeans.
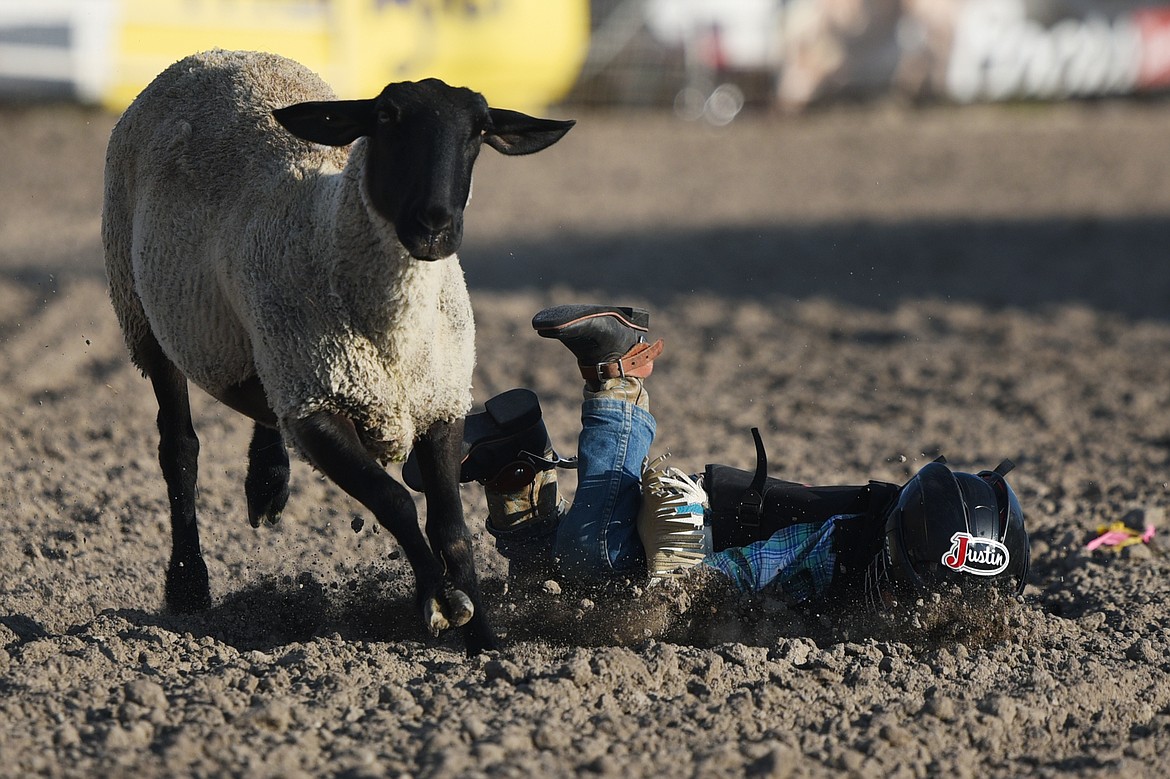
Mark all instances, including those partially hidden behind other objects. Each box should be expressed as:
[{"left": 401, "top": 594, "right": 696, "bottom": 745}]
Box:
[
  {"left": 492, "top": 396, "right": 655, "bottom": 584},
  {"left": 553, "top": 397, "right": 655, "bottom": 582}
]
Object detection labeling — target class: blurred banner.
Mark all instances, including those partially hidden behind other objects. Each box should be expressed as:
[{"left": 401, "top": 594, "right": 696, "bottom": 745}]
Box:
[
  {"left": 774, "top": 0, "right": 1170, "bottom": 110},
  {"left": 572, "top": 0, "right": 1170, "bottom": 117},
  {"left": 0, "top": 0, "right": 589, "bottom": 112},
  {"left": 1, "top": 0, "right": 1168, "bottom": 114}
]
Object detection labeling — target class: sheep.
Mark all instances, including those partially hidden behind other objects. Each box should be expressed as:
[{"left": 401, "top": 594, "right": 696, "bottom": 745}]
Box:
[{"left": 102, "top": 49, "right": 574, "bottom": 653}]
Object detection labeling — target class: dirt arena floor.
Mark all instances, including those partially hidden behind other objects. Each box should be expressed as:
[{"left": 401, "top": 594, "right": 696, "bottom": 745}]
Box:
[{"left": 2, "top": 96, "right": 1170, "bottom": 777}]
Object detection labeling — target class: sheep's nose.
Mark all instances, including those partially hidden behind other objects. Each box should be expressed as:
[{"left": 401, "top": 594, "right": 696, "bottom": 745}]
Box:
[{"left": 418, "top": 205, "right": 454, "bottom": 233}]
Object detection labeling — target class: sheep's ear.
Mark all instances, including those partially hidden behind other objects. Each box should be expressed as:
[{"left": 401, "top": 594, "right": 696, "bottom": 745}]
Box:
[
  {"left": 273, "top": 99, "right": 376, "bottom": 146},
  {"left": 484, "top": 108, "right": 574, "bottom": 156}
]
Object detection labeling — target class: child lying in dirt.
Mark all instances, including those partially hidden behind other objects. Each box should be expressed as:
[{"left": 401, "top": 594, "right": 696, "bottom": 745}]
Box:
[{"left": 405, "top": 304, "right": 1030, "bottom": 632}]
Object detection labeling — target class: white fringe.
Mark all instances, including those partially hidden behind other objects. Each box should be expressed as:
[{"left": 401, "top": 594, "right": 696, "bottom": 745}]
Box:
[{"left": 638, "top": 453, "right": 710, "bottom": 581}]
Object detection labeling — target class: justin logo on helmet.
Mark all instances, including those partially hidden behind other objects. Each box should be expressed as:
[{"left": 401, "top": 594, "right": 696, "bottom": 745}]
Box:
[{"left": 942, "top": 532, "right": 1011, "bottom": 576}]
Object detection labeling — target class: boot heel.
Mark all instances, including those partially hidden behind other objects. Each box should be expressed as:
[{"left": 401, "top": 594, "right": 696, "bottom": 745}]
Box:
[{"left": 483, "top": 388, "right": 542, "bottom": 431}]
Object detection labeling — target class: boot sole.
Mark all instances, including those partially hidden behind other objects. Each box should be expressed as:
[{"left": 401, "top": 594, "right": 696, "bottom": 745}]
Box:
[
  {"left": 402, "top": 388, "right": 547, "bottom": 490},
  {"left": 531, "top": 304, "right": 649, "bottom": 336}
]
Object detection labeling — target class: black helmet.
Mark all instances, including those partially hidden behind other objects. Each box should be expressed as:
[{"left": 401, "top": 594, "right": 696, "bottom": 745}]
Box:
[{"left": 865, "top": 459, "right": 1030, "bottom": 610}]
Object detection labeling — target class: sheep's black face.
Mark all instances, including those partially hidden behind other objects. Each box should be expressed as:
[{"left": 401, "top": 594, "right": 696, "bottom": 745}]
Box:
[
  {"left": 273, "top": 80, "right": 575, "bottom": 262},
  {"left": 366, "top": 80, "right": 487, "bottom": 261}
]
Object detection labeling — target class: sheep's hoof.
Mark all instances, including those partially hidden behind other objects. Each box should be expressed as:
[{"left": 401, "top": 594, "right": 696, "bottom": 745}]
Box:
[
  {"left": 445, "top": 589, "right": 475, "bottom": 628},
  {"left": 247, "top": 490, "right": 288, "bottom": 528},
  {"left": 424, "top": 597, "right": 450, "bottom": 637},
  {"left": 422, "top": 591, "right": 474, "bottom": 635},
  {"left": 248, "top": 510, "right": 284, "bottom": 529}
]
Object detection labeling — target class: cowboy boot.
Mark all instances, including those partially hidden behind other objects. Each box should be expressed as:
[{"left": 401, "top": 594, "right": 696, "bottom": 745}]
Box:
[
  {"left": 401, "top": 388, "right": 561, "bottom": 490},
  {"left": 484, "top": 454, "right": 569, "bottom": 592},
  {"left": 402, "top": 388, "right": 570, "bottom": 586},
  {"left": 451, "top": 391, "right": 569, "bottom": 588},
  {"left": 532, "top": 305, "right": 663, "bottom": 400},
  {"left": 483, "top": 455, "right": 567, "bottom": 532}
]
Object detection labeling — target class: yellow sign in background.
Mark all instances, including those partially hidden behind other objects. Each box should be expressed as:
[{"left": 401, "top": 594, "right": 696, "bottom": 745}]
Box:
[{"left": 106, "top": 0, "right": 589, "bottom": 112}]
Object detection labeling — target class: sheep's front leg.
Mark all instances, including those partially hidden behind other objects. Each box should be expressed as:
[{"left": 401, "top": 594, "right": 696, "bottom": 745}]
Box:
[
  {"left": 413, "top": 418, "right": 498, "bottom": 654},
  {"left": 245, "top": 423, "right": 290, "bottom": 527},
  {"left": 141, "top": 339, "right": 210, "bottom": 612},
  {"left": 286, "top": 410, "right": 473, "bottom": 644}
]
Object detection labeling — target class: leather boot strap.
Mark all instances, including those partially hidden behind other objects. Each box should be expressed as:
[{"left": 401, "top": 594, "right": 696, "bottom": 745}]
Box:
[{"left": 579, "top": 338, "right": 664, "bottom": 382}]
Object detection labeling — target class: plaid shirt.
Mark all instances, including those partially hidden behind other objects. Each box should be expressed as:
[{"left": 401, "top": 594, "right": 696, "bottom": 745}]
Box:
[{"left": 702, "top": 513, "right": 863, "bottom": 602}]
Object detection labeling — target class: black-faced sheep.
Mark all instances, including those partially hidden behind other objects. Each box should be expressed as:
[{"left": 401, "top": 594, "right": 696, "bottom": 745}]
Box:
[{"left": 102, "top": 49, "right": 573, "bottom": 652}]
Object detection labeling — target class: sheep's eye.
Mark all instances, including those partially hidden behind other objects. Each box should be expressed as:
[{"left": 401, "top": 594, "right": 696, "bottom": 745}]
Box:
[{"left": 377, "top": 110, "right": 393, "bottom": 125}]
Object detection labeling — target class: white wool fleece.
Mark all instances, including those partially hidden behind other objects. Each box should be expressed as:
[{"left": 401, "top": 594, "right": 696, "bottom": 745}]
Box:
[{"left": 103, "top": 49, "right": 475, "bottom": 463}]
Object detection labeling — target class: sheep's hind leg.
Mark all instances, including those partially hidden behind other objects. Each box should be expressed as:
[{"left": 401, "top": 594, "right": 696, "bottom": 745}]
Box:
[
  {"left": 414, "top": 418, "right": 498, "bottom": 654},
  {"left": 246, "top": 423, "right": 290, "bottom": 527},
  {"left": 286, "top": 410, "right": 469, "bottom": 643},
  {"left": 140, "top": 337, "right": 211, "bottom": 612}
]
